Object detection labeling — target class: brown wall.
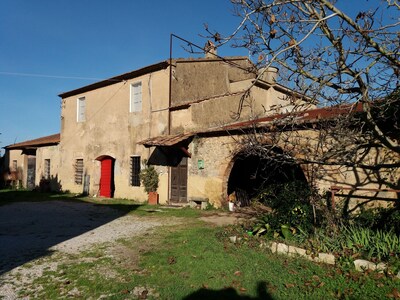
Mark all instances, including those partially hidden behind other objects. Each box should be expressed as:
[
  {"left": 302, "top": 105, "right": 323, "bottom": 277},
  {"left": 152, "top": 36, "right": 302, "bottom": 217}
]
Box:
[{"left": 170, "top": 58, "right": 308, "bottom": 134}]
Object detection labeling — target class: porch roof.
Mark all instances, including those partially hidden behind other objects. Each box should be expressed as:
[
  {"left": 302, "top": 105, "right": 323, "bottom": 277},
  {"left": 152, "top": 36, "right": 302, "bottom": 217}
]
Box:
[{"left": 138, "top": 133, "right": 194, "bottom": 147}]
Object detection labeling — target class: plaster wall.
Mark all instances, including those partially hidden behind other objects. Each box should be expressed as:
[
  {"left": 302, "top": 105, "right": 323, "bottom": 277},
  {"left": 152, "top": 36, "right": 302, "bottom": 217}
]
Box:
[
  {"left": 5, "top": 149, "right": 25, "bottom": 186},
  {"left": 59, "top": 68, "right": 170, "bottom": 202},
  {"left": 169, "top": 58, "right": 311, "bottom": 134},
  {"left": 171, "top": 58, "right": 253, "bottom": 106},
  {"left": 35, "top": 145, "right": 60, "bottom": 188}
]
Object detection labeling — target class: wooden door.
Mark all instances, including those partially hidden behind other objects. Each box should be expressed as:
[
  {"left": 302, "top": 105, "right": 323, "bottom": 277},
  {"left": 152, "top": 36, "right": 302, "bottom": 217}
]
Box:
[
  {"left": 99, "top": 157, "right": 114, "bottom": 198},
  {"left": 170, "top": 157, "right": 188, "bottom": 202}
]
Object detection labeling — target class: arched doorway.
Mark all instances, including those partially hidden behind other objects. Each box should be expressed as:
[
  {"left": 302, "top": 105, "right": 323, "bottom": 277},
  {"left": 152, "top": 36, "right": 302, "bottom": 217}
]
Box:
[
  {"left": 227, "top": 150, "right": 307, "bottom": 206},
  {"left": 96, "top": 155, "right": 115, "bottom": 198}
]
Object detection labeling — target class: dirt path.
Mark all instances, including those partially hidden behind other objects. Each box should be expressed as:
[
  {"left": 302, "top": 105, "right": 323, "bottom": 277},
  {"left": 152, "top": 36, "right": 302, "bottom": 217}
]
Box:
[
  {"left": 0, "top": 201, "right": 179, "bottom": 299},
  {"left": 0, "top": 201, "right": 246, "bottom": 299}
]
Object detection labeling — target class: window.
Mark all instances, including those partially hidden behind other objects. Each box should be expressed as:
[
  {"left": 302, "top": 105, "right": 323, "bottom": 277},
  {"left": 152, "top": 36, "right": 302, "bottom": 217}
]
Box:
[
  {"left": 130, "top": 156, "right": 141, "bottom": 186},
  {"left": 44, "top": 159, "right": 50, "bottom": 179},
  {"left": 130, "top": 82, "right": 142, "bottom": 112},
  {"left": 12, "top": 160, "right": 17, "bottom": 171},
  {"left": 77, "top": 97, "right": 86, "bottom": 122},
  {"left": 74, "top": 159, "right": 84, "bottom": 185}
]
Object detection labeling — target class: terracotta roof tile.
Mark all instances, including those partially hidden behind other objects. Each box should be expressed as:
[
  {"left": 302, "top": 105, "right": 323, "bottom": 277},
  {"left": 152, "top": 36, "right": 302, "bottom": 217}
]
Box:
[
  {"left": 5, "top": 133, "right": 60, "bottom": 150},
  {"left": 138, "top": 133, "right": 194, "bottom": 147},
  {"left": 207, "top": 102, "right": 364, "bottom": 133}
]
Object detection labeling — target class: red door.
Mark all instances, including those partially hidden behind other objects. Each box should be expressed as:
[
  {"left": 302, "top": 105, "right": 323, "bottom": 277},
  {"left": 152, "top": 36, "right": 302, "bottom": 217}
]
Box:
[{"left": 99, "top": 158, "right": 113, "bottom": 198}]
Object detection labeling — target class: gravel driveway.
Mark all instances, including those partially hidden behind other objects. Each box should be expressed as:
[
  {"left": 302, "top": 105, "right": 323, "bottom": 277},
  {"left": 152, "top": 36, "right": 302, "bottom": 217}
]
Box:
[{"left": 0, "top": 200, "right": 174, "bottom": 299}]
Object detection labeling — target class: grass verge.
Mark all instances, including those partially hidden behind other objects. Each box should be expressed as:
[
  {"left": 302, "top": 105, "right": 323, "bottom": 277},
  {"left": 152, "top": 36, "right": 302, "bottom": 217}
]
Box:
[{"left": 25, "top": 222, "right": 400, "bottom": 299}]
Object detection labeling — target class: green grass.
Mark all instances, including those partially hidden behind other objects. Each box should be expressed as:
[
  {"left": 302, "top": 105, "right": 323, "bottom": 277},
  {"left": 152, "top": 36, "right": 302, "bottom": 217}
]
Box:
[
  {"left": 126, "top": 225, "right": 400, "bottom": 299},
  {"left": 3, "top": 190, "right": 400, "bottom": 299},
  {"left": 24, "top": 223, "right": 400, "bottom": 300}
]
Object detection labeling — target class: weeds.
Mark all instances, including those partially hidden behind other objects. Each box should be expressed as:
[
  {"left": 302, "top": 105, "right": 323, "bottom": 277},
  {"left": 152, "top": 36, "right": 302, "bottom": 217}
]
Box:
[{"left": 250, "top": 180, "right": 400, "bottom": 270}]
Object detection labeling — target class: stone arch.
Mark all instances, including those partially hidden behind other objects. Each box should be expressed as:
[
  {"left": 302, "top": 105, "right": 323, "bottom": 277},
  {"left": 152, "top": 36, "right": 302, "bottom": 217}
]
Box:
[
  {"left": 95, "top": 154, "right": 115, "bottom": 161},
  {"left": 223, "top": 147, "right": 307, "bottom": 206}
]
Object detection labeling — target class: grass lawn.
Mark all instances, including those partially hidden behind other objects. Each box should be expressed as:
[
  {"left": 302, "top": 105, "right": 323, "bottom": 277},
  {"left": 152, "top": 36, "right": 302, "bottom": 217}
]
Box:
[
  {"left": 27, "top": 223, "right": 400, "bottom": 299},
  {"left": 2, "top": 190, "right": 400, "bottom": 299}
]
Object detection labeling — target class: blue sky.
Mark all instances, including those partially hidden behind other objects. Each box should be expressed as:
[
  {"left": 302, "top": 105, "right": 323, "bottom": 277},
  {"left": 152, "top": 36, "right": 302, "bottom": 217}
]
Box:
[
  {"left": 0, "top": 0, "right": 245, "bottom": 152},
  {"left": 0, "top": 0, "right": 386, "bottom": 153}
]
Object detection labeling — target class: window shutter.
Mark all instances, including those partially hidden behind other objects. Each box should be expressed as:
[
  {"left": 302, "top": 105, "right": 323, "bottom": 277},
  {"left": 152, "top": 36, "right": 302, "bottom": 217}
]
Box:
[
  {"left": 130, "top": 83, "right": 142, "bottom": 112},
  {"left": 77, "top": 97, "right": 86, "bottom": 122}
]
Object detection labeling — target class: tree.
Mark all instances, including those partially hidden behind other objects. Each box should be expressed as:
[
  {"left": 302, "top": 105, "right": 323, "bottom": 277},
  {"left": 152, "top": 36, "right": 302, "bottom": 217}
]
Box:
[
  {"left": 208, "top": 1, "right": 399, "bottom": 165},
  {"left": 206, "top": 0, "right": 400, "bottom": 213}
]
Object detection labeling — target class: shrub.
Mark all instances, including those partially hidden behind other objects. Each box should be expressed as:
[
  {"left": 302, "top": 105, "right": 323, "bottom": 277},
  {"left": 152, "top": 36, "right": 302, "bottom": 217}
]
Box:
[
  {"left": 353, "top": 206, "right": 400, "bottom": 235},
  {"left": 252, "top": 180, "right": 315, "bottom": 238},
  {"left": 140, "top": 164, "right": 159, "bottom": 194}
]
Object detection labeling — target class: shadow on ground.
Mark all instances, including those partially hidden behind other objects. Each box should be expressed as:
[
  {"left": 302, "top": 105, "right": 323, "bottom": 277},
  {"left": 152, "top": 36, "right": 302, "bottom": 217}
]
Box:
[
  {"left": 183, "top": 281, "right": 274, "bottom": 300},
  {"left": 0, "top": 190, "right": 140, "bottom": 275}
]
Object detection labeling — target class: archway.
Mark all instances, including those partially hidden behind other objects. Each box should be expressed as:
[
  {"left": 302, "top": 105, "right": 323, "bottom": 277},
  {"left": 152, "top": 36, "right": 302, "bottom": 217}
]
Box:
[
  {"left": 96, "top": 155, "right": 115, "bottom": 198},
  {"left": 227, "top": 150, "right": 307, "bottom": 206}
]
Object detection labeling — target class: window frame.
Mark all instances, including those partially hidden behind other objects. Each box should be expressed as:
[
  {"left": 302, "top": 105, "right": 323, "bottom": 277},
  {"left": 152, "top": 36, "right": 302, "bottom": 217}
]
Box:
[
  {"left": 12, "top": 160, "right": 17, "bottom": 172},
  {"left": 74, "top": 159, "right": 84, "bottom": 185},
  {"left": 129, "top": 82, "right": 142, "bottom": 113},
  {"left": 44, "top": 159, "right": 51, "bottom": 179},
  {"left": 77, "top": 96, "right": 86, "bottom": 122},
  {"left": 129, "top": 156, "right": 141, "bottom": 187}
]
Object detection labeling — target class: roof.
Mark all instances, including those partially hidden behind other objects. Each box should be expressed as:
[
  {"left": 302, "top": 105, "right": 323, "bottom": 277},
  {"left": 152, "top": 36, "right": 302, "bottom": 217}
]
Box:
[
  {"left": 58, "top": 61, "right": 170, "bottom": 98},
  {"left": 174, "top": 56, "right": 248, "bottom": 64},
  {"left": 137, "top": 103, "right": 364, "bottom": 147},
  {"left": 216, "top": 102, "right": 364, "bottom": 132},
  {"left": 58, "top": 56, "right": 251, "bottom": 99},
  {"left": 138, "top": 133, "right": 194, "bottom": 147},
  {"left": 4, "top": 133, "right": 60, "bottom": 150}
]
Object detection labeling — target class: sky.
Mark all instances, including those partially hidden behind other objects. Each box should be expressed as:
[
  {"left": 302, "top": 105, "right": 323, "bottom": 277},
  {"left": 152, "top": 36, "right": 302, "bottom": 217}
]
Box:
[
  {"left": 0, "top": 0, "right": 386, "bottom": 154},
  {"left": 0, "top": 0, "right": 245, "bottom": 153}
]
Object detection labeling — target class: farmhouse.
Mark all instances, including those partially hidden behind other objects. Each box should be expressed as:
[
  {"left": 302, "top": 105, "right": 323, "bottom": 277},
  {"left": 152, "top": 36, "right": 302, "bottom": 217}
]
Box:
[
  {"left": 3, "top": 53, "right": 398, "bottom": 209},
  {"left": 3, "top": 134, "right": 60, "bottom": 190},
  {"left": 57, "top": 55, "right": 314, "bottom": 206}
]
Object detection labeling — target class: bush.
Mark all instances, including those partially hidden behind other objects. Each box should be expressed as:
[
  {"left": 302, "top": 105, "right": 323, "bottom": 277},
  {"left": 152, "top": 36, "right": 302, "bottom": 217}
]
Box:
[
  {"left": 252, "top": 181, "right": 315, "bottom": 238},
  {"left": 140, "top": 164, "right": 159, "bottom": 194},
  {"left": 249, "top": 181, "right": 400, "bottom": 264},
  {"left": 353, "top": 206, "right": 400, "bottom": 235}
]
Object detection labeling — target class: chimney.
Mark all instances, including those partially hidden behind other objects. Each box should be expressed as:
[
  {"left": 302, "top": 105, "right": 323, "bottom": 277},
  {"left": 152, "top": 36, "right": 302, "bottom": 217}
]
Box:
[
  {"left": 258, "top": 66, "right": 278, "bottom": 84},
  {"left": 204, "top": 40, "right": 217, "bottom": 58}
]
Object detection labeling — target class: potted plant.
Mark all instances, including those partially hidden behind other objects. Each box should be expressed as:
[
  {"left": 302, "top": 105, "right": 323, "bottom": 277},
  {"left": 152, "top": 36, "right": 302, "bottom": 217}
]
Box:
[{"left": 140, "top": 162, "right": 159, "bottom": 205}]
